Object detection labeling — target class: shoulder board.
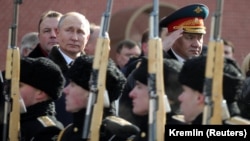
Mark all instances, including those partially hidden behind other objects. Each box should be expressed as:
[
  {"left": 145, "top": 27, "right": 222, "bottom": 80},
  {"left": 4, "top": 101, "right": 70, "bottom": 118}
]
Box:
[{"left": 37, "top": 116, "right": 56, "bottom": 127}]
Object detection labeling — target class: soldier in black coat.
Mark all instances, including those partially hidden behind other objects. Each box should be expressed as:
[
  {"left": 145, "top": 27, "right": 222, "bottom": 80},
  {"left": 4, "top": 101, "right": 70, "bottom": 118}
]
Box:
[
  {"left": 57, "top": 55, "right": 139, "bottom": 141},
  {"left": 178, "top": 55, "right": 250, "bottom": 124},
  {"left": 123, "top": 57, "right": 185, "bottom": 141},
  {"left": 19, "top": 57, "right": 65, "bottom": 141}
]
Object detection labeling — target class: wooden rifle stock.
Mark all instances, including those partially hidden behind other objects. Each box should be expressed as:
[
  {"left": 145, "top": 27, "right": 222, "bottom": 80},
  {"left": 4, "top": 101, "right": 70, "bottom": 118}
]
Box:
[
  {"left": 82, "top": 0, "right": 112, "bottom": 140},
  {"left": 148, "top": 0, "right": 167, "bottom": 140},
  {"left": 2, "top": 0, "right": 22, "bottom": 141},
  {"left": 202, "top": 0, "right": 224, "bottom": 125}
]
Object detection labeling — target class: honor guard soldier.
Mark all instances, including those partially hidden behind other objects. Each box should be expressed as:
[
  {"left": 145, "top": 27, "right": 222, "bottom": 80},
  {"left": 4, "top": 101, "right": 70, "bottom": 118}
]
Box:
[
  {"left": 178, "top": 55, "right": 250, "bottom": 124},
  {"left": 20, "top": 57, "right": 65, "bottom": 141},
  {"left": 57, "top": 55, "right": 140, "bottom": 141},
  {"left": 127, "top": 57, "right": 185, "bottom": 141}
]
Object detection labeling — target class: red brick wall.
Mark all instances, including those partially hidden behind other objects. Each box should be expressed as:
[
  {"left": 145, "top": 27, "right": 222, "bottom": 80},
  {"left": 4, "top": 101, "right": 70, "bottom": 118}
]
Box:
[{"left": 1, "top": 0, "right": 249, "bottom": 70}]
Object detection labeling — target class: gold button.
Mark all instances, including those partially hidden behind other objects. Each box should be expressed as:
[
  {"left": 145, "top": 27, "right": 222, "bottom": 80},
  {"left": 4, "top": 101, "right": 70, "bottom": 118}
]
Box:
[
  {"left": 73, "top": 127, "right": 78, "bottom": 132},
  {"left": 141, "top": 132, "right": 146, "bottom": 138}
]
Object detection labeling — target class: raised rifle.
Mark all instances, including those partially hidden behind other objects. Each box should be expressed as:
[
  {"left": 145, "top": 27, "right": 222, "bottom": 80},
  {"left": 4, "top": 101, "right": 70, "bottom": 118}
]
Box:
[
  {"left": 82, "top": 0, "right": 113, "bottom": 140},
  {"left": 148, "top": 0, "right": 169, "bottom": 140},
  {"left": 202, "top": 0, "right": 224, "bottom": 125},
  {"left": 2, "top": 0, "right": 22, "bottom": 141}
]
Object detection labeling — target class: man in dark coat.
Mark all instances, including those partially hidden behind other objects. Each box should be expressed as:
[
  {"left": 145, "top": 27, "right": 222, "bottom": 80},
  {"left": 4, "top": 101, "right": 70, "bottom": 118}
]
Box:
[
  {"left": 48, "top": 12, "right": 90, "bottom": 126},
  {"left": 28, "top": 10, "right": 63, "bottom": 58}
]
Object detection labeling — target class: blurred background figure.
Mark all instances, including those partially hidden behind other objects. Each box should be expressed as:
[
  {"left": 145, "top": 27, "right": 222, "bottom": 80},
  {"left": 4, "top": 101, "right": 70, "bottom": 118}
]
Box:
[
  {"left": 115, "top": 39, "right": 141, "bottom": 72},
  {"left": 84, "top": 23, "right": 100, "bottom": 55},
  {"left": 20, "top": 32, "right": 39, "bottom": 57},
  {"left": 241, "top": 52, "right": 250, "bottom": 78},
  {"left": 237, "top": 52, "right": 250, "bottom": 120},
  {"left": 223, "top": 38, "right": 235, "bottom": 60}
]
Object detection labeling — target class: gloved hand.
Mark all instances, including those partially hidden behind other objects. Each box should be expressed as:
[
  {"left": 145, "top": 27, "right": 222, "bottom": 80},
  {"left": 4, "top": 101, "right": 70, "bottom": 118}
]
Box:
[{"left": 101, "top": 116, "right": 140, "bottom": 141}]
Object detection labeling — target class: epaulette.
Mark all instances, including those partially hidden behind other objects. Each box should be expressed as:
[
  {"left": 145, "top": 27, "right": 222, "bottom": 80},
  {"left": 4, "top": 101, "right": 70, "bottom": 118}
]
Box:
[
  {"left": 37, "top": 116, "right": 56, "bottom": 127},
  {"left": 224, "top": 116, "right": 250, "bottom": 125}
]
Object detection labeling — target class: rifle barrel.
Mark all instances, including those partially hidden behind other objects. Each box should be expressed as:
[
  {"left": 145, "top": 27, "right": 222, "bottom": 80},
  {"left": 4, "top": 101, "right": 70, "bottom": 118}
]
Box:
[
  {"left": 82, "top": 0, "right": 112, "bottom": 140},
  {"left": 213, "top": 0, "right": 224, "bottom": 40}
]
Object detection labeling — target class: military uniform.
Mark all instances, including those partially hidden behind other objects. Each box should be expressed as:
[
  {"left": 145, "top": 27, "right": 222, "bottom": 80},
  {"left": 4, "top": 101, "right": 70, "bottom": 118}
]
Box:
[
  {"left": 20, "top": 101, "right": 63, "bottom": 141},
  {"left": 57, "top": 56, "right": 139, "bottom": 141},
  {"left": 132, "top": 114, "right": 187, "bottom": 141},
  {"left": 124, "top": 57, "right": 186, "bottom": 141},
  {"left": 178, "top": 55, "right": 250, "bottom": 125},
  {"left": 19, "top": 57, "right": 66, "bottom": 141},
  {"left": 159, "top": 4, "right": 209, "bottom": 62},
  {"left": 56, "top": 109, "right": 85, "bottom": 141},
  {"left": 57, "top": 109, "right": 140, "bottom": 141}
]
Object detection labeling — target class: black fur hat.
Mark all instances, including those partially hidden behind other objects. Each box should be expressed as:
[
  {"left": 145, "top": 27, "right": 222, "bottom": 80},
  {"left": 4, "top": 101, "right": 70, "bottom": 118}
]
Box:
[
  {"left": 179, "top": 56, "right": 244, "bottom": 104},
  {"left": 133, "top": 57, "right": 183, "bottom": 92},
  {"left": 68, "top": 55, "right": 126, "bottom": 103},
  {"left": 20, "top": 57, "right": 65, "bottom": 100}
]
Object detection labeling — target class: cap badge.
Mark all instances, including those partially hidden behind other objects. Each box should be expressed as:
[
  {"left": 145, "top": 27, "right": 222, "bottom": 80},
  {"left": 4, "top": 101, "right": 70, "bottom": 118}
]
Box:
[{"left": 194, "top": 6, "right": 203, "bottom": 14}]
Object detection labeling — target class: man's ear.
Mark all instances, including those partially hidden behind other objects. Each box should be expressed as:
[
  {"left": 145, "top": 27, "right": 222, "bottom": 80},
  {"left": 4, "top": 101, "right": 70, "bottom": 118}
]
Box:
[
  {"left": 197, "top": 93, "right": 205, "bottom": 104},
  {"left": 35, "top": 90, "right": 48, "bottom": 101},
  {"left": 22, "top": 48, "right": 29, "bottom": 56}
]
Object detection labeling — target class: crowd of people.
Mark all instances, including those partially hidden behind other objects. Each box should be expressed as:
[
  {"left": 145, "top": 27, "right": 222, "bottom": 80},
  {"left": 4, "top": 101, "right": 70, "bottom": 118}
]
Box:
[{"left": 1, "top": 3, "right": 250, "bottom": 141}]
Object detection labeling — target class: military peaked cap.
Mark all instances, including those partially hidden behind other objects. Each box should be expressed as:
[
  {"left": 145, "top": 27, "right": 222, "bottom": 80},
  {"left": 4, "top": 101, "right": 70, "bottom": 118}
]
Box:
[{"left": 160, "top": 3, "right": 209, "bottom": 34}]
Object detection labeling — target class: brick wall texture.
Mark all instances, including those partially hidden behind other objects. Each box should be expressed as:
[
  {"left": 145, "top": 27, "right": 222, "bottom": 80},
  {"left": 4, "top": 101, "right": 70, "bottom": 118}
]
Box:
[{"left": 1, "top": 0, "right": 249, "bottom": 70}]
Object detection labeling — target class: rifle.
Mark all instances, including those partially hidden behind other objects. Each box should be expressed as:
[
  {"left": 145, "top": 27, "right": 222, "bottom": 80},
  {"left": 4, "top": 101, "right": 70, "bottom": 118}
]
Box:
[
  {"left": 2, "top": 0, "right": 22, "bottom": 141},
  {"left": 148, "top": 0, "right": 169, "bottom": 140},
  {"left": 202, "top": 0, "right": 224, "bottom": 125},
  {"left": 82, "top": 0, "right": 113, "bottom": 140}
]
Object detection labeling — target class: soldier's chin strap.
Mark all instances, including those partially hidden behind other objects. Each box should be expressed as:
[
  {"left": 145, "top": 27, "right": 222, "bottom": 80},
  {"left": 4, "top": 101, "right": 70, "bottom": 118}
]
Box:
[
  {"left": 164, "top": 95, "right": 171, "bottom": 113},
  {"left": 19, "top": 97, "right": 26, "bottom": 114},
  {"left": 221, "top": 99, "right": 230, "bottom": 120},
  {"left": 104, "top": 90, "right": 110, "bottom": 108}
]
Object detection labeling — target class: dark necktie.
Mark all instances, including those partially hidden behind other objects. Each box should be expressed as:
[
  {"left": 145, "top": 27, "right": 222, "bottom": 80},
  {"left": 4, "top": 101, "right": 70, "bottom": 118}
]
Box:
[{"left": 68, "top": 61, "right": 74, "bottom": 68}]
